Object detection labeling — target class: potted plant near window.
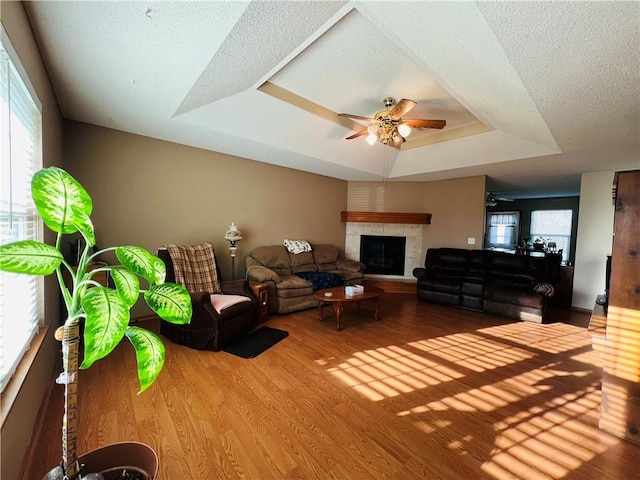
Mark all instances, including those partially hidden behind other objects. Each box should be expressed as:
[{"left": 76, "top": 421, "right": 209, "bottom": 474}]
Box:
[
  {"left": 0, "top": 167, "right": 192, "bottom": 480},
  {"left": 532, "top": 236, "right": 547, "bottom": 251}
]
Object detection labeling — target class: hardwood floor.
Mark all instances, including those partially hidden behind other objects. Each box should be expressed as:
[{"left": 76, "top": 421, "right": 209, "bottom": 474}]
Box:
[{"left": 23, "top": 295, "right": 638, "bottom": 479}]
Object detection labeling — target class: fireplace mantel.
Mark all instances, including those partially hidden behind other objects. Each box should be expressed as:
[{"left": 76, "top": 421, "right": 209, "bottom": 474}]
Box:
[{"left": 340, "top": 211, "right": 432, "bottom": 224}]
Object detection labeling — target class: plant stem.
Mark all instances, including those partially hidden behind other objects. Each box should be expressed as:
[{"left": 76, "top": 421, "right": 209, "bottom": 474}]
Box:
[{"left": 60, "top": 323, "right": 81, "bottom": 478}]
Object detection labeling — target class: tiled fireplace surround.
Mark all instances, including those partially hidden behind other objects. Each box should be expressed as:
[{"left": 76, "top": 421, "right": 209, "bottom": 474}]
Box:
[{"left": 345, "top": 222, "right": 424, "bottom": 281}]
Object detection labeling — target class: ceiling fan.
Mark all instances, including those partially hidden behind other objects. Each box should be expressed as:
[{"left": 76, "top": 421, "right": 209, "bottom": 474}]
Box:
[
  {"left": 338, "top": 97, "right": 446, "bottom": 147},
  {"left": 486, "top": 192, "right": 514, "bottom": 207}
]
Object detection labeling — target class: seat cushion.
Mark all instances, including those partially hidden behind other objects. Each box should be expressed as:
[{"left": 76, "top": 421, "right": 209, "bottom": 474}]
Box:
[{"left": 210, "top": 294, "right": 251, "bottom": 314}]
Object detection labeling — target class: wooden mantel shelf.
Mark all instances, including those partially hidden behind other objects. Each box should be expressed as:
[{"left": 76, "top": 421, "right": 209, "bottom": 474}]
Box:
[{"left": 340, "top": 211, "right": 432, "bottom": 224}]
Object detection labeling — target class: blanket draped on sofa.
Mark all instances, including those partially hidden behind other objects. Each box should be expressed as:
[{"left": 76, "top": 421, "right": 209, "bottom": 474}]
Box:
[{"left": 295, "top": 272, "right": 344, "bottom": 291}]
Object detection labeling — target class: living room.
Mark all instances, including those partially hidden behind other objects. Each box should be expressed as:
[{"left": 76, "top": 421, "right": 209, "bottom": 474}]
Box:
[{"left": 2, "top": 2, "right": 638, "bottom": 479}]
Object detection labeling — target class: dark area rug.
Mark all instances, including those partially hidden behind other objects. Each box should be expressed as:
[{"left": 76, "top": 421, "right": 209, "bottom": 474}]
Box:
[{"left": 223, "top": 326, "right": 289, "bottom": 358}]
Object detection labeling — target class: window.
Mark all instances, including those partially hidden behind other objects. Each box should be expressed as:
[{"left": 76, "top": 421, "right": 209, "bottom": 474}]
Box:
[
  {"left": 530, "top": 210, "right": 573, "bottom": 263},
  {"left": 485, "top": 212, "right": 520, "bottom": 250},
  {"left": 0, "top": 34, "right": 43, "bottom": 393}
]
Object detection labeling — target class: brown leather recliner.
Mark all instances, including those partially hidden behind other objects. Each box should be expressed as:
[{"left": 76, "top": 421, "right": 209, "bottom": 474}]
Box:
[{"left": 157, "top": 246, "right": 257, "bottom": 351}]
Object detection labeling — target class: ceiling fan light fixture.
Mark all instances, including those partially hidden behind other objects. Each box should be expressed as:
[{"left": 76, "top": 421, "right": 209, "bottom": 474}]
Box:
[
  {"left": 340, "top": 97, "right": 445, "bottom": 147},
  {"left": 397, "top": 122, "right": 411, "bottom": 138}
]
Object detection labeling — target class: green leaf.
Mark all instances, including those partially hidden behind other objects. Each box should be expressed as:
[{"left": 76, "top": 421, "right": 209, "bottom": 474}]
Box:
[
  {"left": 125, "top": 326, "right": 165, "bottom": 394},
  {"left": 116, "top": 246, "right": 155, "bottom": 284},
  {"left": 31, "top": 167, "right": 93, "bottom": 234},
  {"left": 144, "top": 283, "right": 192, "bottom": 324},
  {"left": 80, "top": 287, "right": 130, "bottom": 369},
  {"left": 0, "top": 240, "right": 63, "bottom": 275},
  {"left": 150, "top": 255, "right": 166, "bottom": 285},
  {"left": 110, "top": 267, "right": 140, "bottom": 307},
  {"left": 72, "top": 208, "right": 96, "bottom": 247}
]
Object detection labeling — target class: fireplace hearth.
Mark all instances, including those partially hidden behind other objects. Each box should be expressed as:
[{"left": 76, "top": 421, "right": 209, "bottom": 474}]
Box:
[{"left": 360, "top": 235, "right": 406, "bottom": 276}]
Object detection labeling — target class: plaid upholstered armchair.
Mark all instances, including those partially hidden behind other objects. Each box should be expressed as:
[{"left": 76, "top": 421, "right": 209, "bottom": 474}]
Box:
[{"left": 157, "top": 243, "right": 258, "bottom": 351}]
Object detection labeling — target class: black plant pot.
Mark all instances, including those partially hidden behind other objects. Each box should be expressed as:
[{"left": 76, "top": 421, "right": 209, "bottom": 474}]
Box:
[{"left": 43, "top": 442, "right": 158, "bottom": 480}]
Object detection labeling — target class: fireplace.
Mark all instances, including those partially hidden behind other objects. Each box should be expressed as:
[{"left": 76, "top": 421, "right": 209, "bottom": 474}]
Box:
[{"left": 360, "top": 235, "right": 406, "bottom": 275}]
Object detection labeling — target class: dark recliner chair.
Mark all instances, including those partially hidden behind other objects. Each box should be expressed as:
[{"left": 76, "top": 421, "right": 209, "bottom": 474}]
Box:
[{"left": 157, "top": 245, "right": 257, "bottom": 351}]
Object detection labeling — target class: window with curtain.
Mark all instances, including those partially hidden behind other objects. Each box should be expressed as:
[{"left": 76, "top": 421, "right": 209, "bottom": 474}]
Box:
[
  {"left": 485, "top": 211, "right": 520, "bottom": 250},
  {"left": 530, "top": 209, "right": 573, "bottom": 263},
  {"left": 0, "top": 35, "right": 44, "bottom": 393}
]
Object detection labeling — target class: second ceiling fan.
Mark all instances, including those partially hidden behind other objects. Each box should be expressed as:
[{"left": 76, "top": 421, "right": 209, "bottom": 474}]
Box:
[{"left": 338, "top": 97, "right": 446, "bottom": 147}]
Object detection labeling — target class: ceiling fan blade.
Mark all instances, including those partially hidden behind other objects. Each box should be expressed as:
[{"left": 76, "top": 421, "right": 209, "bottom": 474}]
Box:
[
  {"left": 404, "top": 119, "right": 446, "bottom": 129},
  {"left": 338, "top": 113, "right": 373, "bottom": 122},
  {"left": 388, "top": 98, "right": 416, "bottom": 118},
  {"left": 345, "top": 130, "right": 368, "bottom": 140}
]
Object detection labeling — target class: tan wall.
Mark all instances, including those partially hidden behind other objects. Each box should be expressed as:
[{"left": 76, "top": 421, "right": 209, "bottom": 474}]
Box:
[
  {"left": 62, "top": 120, "right": 348, "bottom": 315},
  {"left": 422, "top": 176, "right": 487, "bottom": 250},
  {"left": 1, "top": 3, "right": 64, "bottom": 479},
  {"left": 348, "top": 176, "right": 486, "bottom": 262}
]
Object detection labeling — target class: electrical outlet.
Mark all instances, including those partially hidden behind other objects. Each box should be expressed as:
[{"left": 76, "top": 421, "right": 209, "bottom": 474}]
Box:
[{"left": 467, "top": 237, "right": 476, "bottom": 245}]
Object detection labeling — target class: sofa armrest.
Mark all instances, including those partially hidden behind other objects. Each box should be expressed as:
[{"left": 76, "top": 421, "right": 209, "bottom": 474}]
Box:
[
  {"left": 534, "top": 283, "right": 555, "bottom": 297},
  {"left": 336, "top": 259, "right": 365, "bottom": 272},
  {"left": 413, "top": 267, "right": 427, "bottom": 279},
  {"left": 188, "top": 291, "right": 223, "bottom": 326},
  {"left": 246, "top": 265, "right": 280, "bottom": 283}
]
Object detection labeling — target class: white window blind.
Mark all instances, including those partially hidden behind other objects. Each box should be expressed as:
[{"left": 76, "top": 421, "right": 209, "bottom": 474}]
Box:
[
  {"left": 530, "top": 209, "right": 573, "bottom": 263},
  {"left": 0, "top": 35, "right": 44, "bottom": 393},
  {"left": 486, "top": 212, "right": 520, "bottom": 249}
]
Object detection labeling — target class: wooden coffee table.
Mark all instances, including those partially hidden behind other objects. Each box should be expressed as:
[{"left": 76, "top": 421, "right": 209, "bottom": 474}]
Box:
[{"left": 313, "top": 285, "right": 384, "bottom": 331}]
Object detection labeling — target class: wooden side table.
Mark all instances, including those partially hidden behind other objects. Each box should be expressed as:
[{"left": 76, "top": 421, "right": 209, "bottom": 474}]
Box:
[{"left": 249, "top": 281, "right": 269, "bottom": 324}]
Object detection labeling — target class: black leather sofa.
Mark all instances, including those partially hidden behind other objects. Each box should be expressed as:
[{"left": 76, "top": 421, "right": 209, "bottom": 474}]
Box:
[{"left": 413, "top": 248, "right": 559, "bottom": 323}]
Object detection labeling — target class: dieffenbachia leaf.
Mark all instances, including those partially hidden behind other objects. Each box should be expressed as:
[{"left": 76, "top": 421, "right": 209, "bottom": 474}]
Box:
[
  {"left": 144, "top": 283, "right": 192, "bottom": 324},
  {"left": 0, "top": 240, "right": 63, "bottom": 275},
  {"left": 125, "top": 326, "right": 165, "bottom": 394},
  {"left": 31, "top": 167, "right": 93, "bottom": 235},
  {"left": 72, "top": 208, "right": 96, "bottom": 247},
  {"left": 109, "top": 267, "right": 140, "bottom": 307},
  {"left": 150, "top": 255, "right": 166, "bottom": 285},
  {"left": 80, "top": 287, "right": 129, "bottom": 369},
  {"left": 116, "top": 246, "right": 155, "bottom": 284}
]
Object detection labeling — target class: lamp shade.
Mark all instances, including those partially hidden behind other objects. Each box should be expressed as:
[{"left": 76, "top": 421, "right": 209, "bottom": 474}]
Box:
[{"left": 224, "top": 222, "right": 243, "bottom": 243}]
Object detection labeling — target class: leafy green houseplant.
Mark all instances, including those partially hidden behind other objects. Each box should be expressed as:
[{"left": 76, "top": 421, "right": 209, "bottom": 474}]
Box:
[{"left": 0, "top": 167, "right": 192, "bottom": 479}]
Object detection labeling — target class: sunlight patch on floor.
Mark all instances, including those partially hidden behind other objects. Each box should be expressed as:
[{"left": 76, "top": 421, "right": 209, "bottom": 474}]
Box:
[
  {"left": 409, "top": 333, "right": 535, "bottom": 372},
  {"left": 477, "top": 322, "right": 592, "bottom": 354},
  {"left": 327, "top": 346, "right": 465, "bottom": 401},
  {"left": 320, "top": 319, "right": 624, "bottom": 479},
  {"left": 482, "top": 386, "right": 619, "bottom": 479}
]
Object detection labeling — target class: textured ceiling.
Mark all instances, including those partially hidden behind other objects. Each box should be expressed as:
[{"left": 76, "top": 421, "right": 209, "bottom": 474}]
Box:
[{"left": 24, "top": 1, "right": 640, "bottom": 199}]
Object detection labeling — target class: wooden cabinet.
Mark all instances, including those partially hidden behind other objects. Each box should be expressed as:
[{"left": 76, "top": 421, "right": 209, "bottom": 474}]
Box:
[
  {"left": 599, "top": 170, "right": 640, "bottom": 445},
  {"left": 549, "top": 266, "right": 574, "bottom": 309},
  {"left": 250, "top": 282, "right": 269, "bottom": 324}
]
